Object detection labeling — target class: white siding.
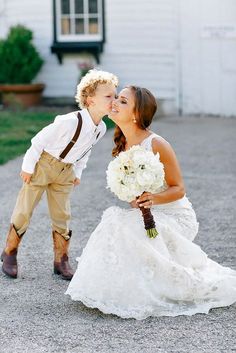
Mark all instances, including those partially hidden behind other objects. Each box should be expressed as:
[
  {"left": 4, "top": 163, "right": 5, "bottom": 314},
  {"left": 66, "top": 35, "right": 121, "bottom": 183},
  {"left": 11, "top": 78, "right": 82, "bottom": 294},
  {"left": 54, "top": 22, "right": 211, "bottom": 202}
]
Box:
[
  {"left": 1, "top": 0, "right": 236, "bottom": 116},
  {"left": 180, "top": 0, "right": 236, "bottom": 116},
  {"left": 0, "top": 0, "right": 178, "bottom": 104},
  {"left": 101, "top": 0, "right": 178, "bottom": 102}
]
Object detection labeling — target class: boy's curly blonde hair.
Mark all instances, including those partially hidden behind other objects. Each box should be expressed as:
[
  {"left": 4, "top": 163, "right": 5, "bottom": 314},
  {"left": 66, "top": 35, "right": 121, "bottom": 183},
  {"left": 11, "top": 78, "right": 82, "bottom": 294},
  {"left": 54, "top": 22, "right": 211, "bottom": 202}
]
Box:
[{"left": 75, "top": 69, "right": 119, "bottom": 108}]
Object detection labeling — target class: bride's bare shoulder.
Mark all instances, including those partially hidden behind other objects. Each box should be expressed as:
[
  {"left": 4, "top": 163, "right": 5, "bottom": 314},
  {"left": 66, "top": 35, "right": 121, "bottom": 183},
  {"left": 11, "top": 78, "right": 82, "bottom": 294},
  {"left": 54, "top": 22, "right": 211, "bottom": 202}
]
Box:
[
  {"left": 150, "top": 133, "right": 175, "bottom": 157},
  {"left": 151, "top": 133, "right": 171, "bottom": 148}
]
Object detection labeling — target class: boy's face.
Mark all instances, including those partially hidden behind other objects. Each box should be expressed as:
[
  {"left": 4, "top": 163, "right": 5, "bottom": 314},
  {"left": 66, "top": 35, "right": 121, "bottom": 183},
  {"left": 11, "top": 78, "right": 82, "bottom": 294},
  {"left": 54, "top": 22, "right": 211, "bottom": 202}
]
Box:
[{"left": 89, "top": 83, "right": 117, "bottom": 116}]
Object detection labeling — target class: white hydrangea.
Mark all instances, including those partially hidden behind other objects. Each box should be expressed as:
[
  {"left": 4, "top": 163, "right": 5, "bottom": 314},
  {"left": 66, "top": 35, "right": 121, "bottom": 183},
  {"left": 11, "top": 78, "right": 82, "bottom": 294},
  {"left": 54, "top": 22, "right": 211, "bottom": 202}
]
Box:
[{"left": 106, "top": 145, "right": 165, "bottom": 202}]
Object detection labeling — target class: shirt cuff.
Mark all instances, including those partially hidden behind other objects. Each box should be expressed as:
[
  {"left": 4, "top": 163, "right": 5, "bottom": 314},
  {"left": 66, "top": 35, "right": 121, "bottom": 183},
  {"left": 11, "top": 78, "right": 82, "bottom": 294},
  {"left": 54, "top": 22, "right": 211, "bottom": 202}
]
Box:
[{"left": 21, "top": 159, "right": 37, "bottom": 174}]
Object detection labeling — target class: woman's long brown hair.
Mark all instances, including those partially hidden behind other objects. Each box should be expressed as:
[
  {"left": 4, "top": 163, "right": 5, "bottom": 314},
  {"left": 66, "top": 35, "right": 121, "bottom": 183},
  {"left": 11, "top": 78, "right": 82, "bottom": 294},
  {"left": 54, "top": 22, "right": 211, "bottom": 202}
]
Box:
[{"left": 112, "top": 86, "right": 157, "bottom": 156}]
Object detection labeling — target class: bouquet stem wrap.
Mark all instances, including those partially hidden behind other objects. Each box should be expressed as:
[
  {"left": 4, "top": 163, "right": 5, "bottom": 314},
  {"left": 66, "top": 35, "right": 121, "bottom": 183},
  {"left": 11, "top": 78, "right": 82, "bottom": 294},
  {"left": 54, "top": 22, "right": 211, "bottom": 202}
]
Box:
[{"left": 138, "top": 201, "right": 158, "bottom": 239}]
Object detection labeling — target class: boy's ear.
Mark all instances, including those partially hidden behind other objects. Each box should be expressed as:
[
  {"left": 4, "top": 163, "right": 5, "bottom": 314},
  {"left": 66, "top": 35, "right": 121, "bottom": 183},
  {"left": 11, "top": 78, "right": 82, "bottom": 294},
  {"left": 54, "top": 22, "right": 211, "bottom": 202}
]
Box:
[{"left": 87, "top": 96, "right": 95, "bottom": 106}]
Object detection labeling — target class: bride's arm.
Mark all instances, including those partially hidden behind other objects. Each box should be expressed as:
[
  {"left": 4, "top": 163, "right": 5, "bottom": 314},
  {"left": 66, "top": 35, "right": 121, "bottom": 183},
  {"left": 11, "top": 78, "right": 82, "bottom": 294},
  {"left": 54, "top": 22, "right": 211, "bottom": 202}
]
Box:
[{"left": 137, "top": 137, "right": 185, "bottom": 207}]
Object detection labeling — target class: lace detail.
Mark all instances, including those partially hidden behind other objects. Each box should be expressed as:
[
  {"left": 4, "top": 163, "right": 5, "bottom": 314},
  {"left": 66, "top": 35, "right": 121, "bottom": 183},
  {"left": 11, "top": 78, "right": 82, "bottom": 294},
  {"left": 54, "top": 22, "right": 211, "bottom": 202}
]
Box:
[
  {"left": 66, "top": 133, "right": 236, "bottom": 318},
  {"left": 140, "top": 132, "right": 169, "bottom": 193},
  {"left": 67, "top": 291, "right": 236, "bottom": 320},
  {"left": 66, "top": 201, "right": 236, "bottom": 318}
]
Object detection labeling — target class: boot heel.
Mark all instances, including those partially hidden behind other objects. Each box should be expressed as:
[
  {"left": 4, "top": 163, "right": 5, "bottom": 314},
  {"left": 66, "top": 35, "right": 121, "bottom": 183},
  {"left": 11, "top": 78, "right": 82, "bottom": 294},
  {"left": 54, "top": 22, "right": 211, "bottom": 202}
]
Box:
[{"left": 54, "top": 267, "right": 61, "bottom": 275}]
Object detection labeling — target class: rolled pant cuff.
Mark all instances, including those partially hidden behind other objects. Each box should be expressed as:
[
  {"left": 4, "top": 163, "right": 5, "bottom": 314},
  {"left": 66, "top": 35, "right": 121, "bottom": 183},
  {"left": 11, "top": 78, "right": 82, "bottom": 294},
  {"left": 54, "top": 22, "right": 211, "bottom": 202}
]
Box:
[{"left": 53, "top": 229, "right": 72, "bottom": 241}]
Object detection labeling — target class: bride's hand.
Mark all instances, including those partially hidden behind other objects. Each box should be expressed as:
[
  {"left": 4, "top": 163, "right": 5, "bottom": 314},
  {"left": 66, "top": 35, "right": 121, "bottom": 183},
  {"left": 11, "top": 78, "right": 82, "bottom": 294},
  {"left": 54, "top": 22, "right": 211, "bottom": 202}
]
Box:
[
  {"left": 136, "top": 192, "right": 155, "bottom": 208},
  {"left": 130, "top": 199, "right": 139, "bottom": 208}
]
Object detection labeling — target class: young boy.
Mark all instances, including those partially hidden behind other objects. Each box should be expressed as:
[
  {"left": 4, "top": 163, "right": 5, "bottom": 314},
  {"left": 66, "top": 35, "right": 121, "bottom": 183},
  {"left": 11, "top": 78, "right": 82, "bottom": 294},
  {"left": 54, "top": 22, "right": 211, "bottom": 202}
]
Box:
[{"left": 1, "top": 70, "right": 118, "bottom": 280}]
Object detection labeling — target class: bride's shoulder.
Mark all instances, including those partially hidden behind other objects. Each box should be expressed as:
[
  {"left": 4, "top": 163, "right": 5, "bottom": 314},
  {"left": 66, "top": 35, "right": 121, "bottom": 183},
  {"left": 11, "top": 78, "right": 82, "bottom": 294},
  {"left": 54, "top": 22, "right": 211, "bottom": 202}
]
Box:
[
  {"left": 150, "top": 133, "right": 174, "bottom": 156},
  {"left": 150, "top": 132, "right": 170, "bottom": 147}
]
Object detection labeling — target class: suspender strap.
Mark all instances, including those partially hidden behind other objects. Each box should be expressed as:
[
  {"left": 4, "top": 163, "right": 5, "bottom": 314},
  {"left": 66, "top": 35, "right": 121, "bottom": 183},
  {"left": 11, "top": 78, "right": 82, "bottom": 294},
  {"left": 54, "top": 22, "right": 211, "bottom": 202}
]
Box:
[{"left": 59, "top": 112, "right": 82, "bottom": 160}]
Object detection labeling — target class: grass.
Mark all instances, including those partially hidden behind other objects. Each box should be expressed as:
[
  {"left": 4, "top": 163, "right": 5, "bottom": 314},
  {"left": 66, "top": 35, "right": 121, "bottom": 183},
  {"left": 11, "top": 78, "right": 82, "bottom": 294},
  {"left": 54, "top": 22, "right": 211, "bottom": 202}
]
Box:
[{"left": 0, "top": 111, "right": 114, "bottom": 165}]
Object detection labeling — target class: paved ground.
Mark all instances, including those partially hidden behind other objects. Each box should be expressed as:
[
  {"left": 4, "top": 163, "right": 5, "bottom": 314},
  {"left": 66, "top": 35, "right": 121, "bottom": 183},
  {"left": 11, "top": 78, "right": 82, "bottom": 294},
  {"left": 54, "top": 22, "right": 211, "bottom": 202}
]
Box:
[{"left": 0, "top": 115, "right": 235, "bottom": 353}]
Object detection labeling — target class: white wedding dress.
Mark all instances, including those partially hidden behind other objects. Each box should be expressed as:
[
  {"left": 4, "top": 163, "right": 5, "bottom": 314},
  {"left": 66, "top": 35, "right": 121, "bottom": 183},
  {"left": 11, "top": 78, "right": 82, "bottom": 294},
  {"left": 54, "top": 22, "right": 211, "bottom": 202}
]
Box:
[{"left": 66, "top": 134, "right": 236, "bottom": 319}]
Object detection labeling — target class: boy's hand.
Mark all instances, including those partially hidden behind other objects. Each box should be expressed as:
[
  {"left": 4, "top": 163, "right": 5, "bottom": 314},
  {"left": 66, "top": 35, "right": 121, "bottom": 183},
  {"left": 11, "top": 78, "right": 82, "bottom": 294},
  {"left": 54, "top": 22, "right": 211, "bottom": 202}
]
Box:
[
  {"left": 73, "top": 178, "right": 80, "bottom": 186},
  {"left": 20, "top": 171, "right": 33, "bottom": 184}
]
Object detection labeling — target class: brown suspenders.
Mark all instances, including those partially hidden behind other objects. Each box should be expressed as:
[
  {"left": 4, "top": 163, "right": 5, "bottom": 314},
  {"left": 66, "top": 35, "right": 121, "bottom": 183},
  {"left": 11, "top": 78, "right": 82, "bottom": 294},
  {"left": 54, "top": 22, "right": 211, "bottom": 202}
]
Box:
[{"left": 59, "top": 112, "right": 82, "bottom": 161}]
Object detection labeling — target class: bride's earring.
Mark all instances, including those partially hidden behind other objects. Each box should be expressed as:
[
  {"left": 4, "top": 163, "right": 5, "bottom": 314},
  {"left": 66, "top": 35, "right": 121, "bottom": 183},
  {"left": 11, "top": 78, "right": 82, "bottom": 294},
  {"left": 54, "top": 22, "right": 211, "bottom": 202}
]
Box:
[{"left": 133, "top": 117, "right": 137, "bottom": 123}]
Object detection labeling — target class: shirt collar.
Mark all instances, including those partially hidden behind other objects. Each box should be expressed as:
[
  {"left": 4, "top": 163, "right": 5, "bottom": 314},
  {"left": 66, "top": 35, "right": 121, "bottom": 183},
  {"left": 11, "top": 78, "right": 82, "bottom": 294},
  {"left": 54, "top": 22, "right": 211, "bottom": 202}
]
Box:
[{"left": 81, "top": 108, "right": 103, "bottom": 130}]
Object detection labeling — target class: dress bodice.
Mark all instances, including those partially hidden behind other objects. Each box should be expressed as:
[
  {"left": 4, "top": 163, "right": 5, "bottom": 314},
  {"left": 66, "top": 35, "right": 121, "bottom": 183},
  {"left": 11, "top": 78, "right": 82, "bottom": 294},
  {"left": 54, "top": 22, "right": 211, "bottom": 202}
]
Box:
[
  {"left": 140, "top": 132, "right": 168, "bottom": 193},
  {"left": 140, "top": 132, "right": 158, "bottom": 150}
]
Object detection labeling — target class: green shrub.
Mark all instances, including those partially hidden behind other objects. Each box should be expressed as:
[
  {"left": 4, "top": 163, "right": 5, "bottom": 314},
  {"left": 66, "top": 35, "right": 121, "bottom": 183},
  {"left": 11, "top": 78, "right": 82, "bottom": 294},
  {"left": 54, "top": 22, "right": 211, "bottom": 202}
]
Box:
[
  {"left": 103, "top": 115, "right": 115, "bottom": 129},
  {"left": 0, "top": 25, "right": 43, "bottom": 84}
]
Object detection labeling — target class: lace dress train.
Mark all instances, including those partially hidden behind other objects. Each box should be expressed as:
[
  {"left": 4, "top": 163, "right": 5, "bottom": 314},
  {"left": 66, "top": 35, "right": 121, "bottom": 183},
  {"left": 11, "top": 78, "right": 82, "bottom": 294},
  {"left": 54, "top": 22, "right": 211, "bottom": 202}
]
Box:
[{"left": 66, "top": 134, "right": 236, "bottom": 319}]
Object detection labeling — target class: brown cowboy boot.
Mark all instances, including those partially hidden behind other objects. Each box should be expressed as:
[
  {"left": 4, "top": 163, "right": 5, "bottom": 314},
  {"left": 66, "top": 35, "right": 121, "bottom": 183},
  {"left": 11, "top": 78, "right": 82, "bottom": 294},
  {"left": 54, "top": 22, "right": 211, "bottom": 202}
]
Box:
[
  {"left": 1, "top": 224, "right": 22, "bottom": 278},
  {"left": 53, "top": 230, "right": 74, "bottom": 280}
]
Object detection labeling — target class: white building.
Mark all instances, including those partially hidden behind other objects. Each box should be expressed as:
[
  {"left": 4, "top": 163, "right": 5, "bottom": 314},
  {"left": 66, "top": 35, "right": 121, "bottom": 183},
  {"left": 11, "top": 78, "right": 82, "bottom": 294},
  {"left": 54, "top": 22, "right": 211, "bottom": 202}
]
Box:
[{"left": 0, "top": 0, "right": 236, "bottom": 116}]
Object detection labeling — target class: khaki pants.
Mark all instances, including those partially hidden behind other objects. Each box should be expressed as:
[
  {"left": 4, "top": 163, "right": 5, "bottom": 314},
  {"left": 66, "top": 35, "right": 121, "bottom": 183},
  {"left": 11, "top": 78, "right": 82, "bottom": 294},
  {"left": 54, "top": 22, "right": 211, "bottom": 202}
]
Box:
[{"left": 11, "top": 151, "right": 75, "bottom": 237}]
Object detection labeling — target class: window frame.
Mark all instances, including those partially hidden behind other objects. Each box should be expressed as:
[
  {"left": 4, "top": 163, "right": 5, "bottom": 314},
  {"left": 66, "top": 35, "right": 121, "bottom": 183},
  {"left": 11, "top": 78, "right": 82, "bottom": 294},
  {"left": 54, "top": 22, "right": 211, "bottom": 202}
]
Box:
[
  {"left": 51, "top": 0, "right": 105, "bottom": 63},
  {"left": 57, "top": 0, "right": 103, "bottom": 41}
]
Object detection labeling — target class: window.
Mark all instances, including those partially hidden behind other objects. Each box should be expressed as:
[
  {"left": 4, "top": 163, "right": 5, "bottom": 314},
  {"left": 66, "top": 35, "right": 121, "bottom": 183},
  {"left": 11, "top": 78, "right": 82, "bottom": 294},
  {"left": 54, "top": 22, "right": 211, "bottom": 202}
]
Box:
[
  {"left": 58, "top": 0, "right": 103, "bottom": 41},
  {"left": 51, "top": 0, "right": 105, "bottom": 63}
]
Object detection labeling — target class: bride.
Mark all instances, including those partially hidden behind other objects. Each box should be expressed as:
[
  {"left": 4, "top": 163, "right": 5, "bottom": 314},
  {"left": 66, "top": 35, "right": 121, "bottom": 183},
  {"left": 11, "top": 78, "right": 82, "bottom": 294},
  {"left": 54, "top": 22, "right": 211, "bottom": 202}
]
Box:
[{"left": 66, "top": 86, "right": 236, "bottom": 319}]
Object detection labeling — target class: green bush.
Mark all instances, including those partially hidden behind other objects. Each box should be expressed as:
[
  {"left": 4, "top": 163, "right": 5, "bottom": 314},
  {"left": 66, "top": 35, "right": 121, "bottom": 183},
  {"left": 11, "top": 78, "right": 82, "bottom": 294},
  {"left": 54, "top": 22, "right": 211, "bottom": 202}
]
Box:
[{"left": 0, "top": 25, "right": 43, "bottom": 84}]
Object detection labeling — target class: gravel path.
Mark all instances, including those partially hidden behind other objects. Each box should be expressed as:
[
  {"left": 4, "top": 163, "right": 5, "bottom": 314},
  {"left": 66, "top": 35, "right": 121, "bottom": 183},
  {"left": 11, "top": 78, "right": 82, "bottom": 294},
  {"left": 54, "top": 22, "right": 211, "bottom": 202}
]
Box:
[{"left": 0, "top": 115, "right": 235, "bottom": 353}]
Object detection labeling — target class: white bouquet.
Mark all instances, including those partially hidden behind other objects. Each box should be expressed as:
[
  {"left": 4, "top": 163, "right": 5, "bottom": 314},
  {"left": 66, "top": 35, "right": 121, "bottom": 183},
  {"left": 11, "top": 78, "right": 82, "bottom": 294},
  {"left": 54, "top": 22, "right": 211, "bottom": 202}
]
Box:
[{"left": 106, "top": 145, "right": 165, "bottom": 238}]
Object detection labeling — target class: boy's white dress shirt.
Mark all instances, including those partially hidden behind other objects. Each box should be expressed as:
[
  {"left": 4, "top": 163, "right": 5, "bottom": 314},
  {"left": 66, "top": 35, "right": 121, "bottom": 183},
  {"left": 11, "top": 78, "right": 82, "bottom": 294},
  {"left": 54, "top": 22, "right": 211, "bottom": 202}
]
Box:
[{"left": 22, "top": 109, "right": 106, "bottom": 179}]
